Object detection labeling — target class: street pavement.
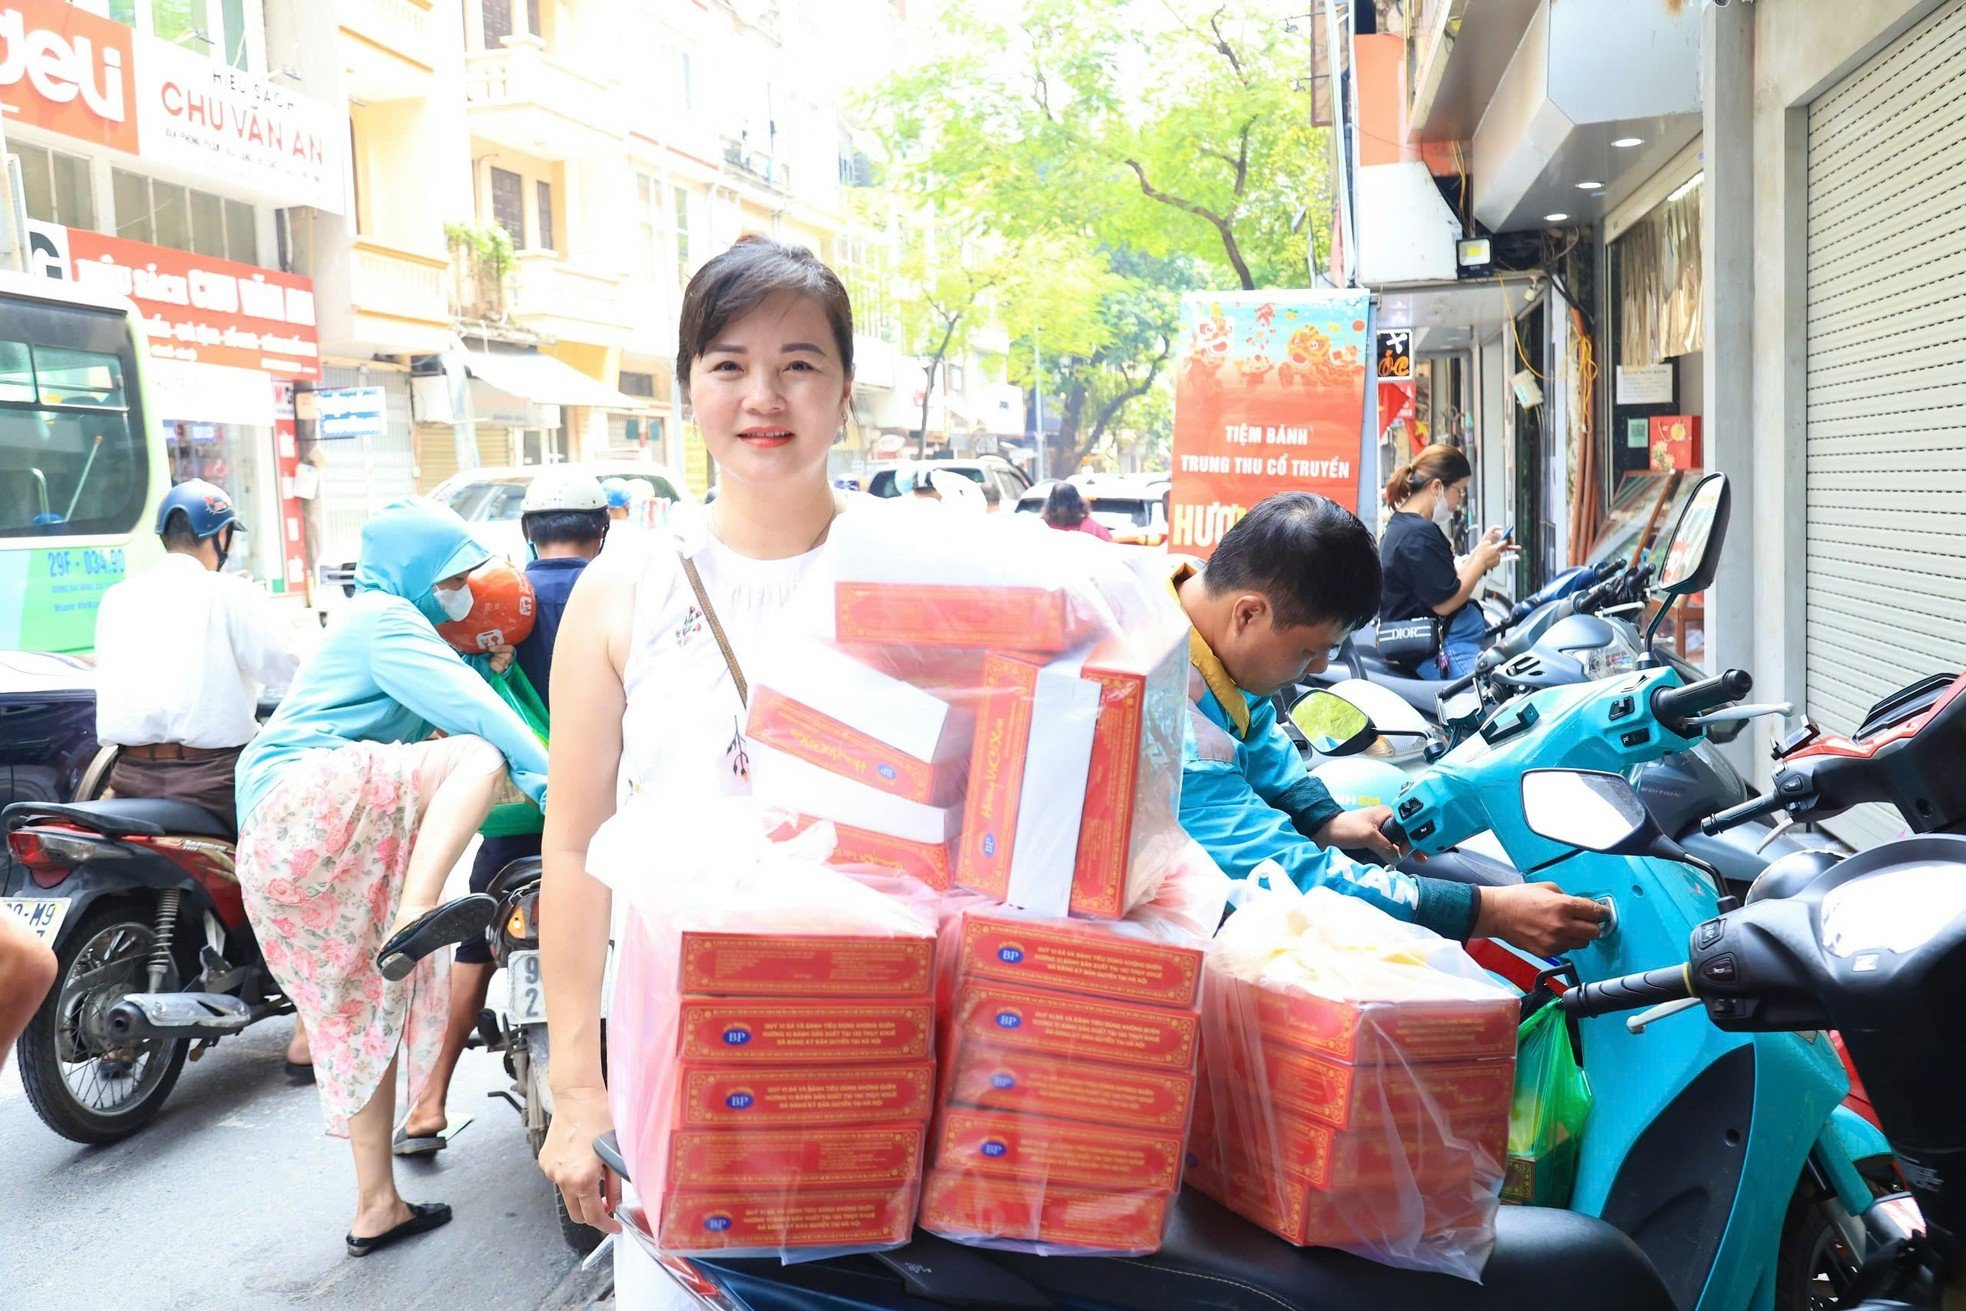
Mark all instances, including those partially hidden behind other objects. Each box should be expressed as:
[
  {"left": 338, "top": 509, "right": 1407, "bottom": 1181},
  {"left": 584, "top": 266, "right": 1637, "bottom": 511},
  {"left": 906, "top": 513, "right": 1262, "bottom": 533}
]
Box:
[{"left": 0, "top": 844, "right": 584, "bottom": 1311}]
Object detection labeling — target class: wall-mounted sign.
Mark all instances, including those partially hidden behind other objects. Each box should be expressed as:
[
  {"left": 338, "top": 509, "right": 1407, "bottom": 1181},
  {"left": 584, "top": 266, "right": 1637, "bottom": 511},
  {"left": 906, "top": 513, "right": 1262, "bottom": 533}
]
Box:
[
  {"left": 1615, "top": 363, "right": 1675, "bottom": 406},
  {"left": 314, "top": 387, "right": 388, "bottom": 441},
  {"left": 1375, "top": 328, "right": 1412, "bottom": 379}
]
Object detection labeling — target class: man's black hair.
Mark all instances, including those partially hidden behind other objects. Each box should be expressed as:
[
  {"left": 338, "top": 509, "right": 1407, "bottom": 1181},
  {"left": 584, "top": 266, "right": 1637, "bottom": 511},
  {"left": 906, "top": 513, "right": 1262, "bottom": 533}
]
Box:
[
  {"left": 522, "top": 508, "right": 610, "bottom": 547},
  {"left": 160, "top": 511, "right": 205, "bottom": 553},
  {"left": 1202, "top": 492, "right": 1382, "bottom": 632}
]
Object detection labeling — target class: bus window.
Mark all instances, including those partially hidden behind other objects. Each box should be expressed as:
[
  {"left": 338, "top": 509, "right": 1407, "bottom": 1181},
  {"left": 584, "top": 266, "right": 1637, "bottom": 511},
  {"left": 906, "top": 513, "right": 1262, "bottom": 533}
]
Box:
[{"left": 0, "top": 341, "right": 144, "bottom": 538}]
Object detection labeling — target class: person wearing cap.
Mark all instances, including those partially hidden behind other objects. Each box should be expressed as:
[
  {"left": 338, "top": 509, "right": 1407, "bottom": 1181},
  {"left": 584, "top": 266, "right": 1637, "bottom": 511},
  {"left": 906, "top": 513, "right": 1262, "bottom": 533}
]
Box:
[
  {"left": 602, "top": 477, "right": 633, "bottom": 523},
  {"left": 93, "top": 479, "right": 312, "bottom": 1077},
  {"left": 93, "top": 479, "right": 302, "bottom": 833},
  {"left": 397, "top": 470, "right": 609, "bottom": 1153}
]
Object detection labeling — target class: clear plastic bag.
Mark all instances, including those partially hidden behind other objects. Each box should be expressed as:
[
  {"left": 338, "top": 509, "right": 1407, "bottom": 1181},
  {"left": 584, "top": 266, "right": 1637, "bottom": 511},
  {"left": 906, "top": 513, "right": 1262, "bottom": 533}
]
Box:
[
  {"left": 1502, "top": 1000, "right": 1591, "bottom": 1208},
  {"left": 1192, "top": 882, "right": 1518, "bottom": 1282},
  {"left": 749, "top": 503, "right": 1192, "bottom": 921},
  {"left": 918, "top": 841, "right": 1228, "bottom": 1256},
  {"left": 589, "top": 800, "right": 941, "bottom": 1262}
]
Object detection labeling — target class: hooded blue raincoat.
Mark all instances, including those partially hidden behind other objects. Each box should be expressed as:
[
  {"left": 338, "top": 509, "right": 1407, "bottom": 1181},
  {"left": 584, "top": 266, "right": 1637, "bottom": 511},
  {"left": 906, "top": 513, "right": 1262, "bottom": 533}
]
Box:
[{"left": 236, "top": 500, "right": 550, "bottom": 826}]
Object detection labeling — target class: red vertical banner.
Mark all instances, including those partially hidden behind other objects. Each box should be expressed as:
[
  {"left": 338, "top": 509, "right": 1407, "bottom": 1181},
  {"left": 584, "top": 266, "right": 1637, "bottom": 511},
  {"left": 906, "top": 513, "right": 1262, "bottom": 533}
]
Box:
[
  {"left": 1168, "top": 292, "right": 1371, "bottom": 558},
  {"left": 271, "top": 381, "right": 308, "bottom": 601}
]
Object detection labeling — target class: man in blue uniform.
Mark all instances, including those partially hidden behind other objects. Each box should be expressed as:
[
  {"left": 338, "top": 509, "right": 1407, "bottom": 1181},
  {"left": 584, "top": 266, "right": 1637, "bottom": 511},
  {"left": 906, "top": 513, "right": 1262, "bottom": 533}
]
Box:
[
  {"left": 396, "top": 471, "right": 610, "bottom": 1153},
  {"left": 1175, "top": 492, "right": 1604, "bottom": 956}
]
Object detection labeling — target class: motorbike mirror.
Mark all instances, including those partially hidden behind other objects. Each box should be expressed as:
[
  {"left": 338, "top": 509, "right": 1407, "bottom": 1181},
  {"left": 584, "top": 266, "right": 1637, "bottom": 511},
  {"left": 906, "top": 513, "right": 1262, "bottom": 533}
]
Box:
[
  {"left": 1289, "top": 689, "right": 1376, "bottom": 757},
  {"left": 1438, "top": 683, "right": 1483, "bottom": 727},
  {"left": 1645, "top": 473, "right": 1731, "bottom": 655},
  {"left": 1520, "top": 769, "right": 1657, "bottom": 854}
]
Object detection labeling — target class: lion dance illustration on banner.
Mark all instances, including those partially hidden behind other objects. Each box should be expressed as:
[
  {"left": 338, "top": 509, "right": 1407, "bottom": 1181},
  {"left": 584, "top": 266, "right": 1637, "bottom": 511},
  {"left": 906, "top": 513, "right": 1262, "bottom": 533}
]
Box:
[{"left": 1169, "top": 290, "right": 1371, "bottom": 557}]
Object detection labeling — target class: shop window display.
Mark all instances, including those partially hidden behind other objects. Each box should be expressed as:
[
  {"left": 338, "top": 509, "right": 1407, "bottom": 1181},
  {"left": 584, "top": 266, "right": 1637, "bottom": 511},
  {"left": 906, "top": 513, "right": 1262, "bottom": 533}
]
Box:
[{"left": 165, "top": 421, "right": 277, "bottom": 581}]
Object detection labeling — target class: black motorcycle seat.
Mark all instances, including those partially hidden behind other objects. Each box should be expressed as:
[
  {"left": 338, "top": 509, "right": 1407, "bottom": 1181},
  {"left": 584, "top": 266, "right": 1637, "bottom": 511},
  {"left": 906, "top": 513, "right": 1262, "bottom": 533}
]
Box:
[
  {"left": 487, "top": 855, "right": 542, "bottom": 900},
  {"left": 3, "top": 798, "right": 231, "bottom": 840},
  {"left": 705, "top": 1191, "right": 1675, "bottom": 1311},
  {"left": 1402, "top": 847, "right": 1524, "bottom": 889},
  {"left": 990, "top": 1191, "right": 1676, "bottom": 1311}
]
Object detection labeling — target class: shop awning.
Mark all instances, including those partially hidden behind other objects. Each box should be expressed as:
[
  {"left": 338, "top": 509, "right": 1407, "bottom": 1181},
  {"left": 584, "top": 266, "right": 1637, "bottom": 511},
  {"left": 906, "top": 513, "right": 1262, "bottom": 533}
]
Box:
[{"left": 463, "top": 347, "right": 641, "bottom": 410}]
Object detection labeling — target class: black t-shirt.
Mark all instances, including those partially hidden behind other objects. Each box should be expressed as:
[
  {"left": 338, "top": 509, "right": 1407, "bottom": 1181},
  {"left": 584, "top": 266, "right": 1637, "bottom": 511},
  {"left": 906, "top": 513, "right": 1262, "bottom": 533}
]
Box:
[{"left": 1379, "top": 511, "right": 1459, "bottom": 623}]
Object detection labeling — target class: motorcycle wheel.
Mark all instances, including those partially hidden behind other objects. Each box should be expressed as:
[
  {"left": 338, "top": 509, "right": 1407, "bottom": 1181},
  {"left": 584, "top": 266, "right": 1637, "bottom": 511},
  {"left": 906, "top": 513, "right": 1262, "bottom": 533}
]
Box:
[
  {"left": 1774, "top": 1158, "right": 1898, "bottom": 1311},
  {"left": 522, "top": 1049, "right": 604, "bottom": 1257},
  {"left": 16, "top": 903, "right": 191, "bottom": 1145}
]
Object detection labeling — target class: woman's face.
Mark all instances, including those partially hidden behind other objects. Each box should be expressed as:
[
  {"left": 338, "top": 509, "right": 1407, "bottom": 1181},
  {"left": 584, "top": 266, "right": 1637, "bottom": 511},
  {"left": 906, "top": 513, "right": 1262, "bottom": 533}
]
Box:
[
  {"left": 1436, "top": 477, "right": 1469, "bottom": 512},
  {"left": 689, "top": 291, "right": 850, "bottom": 491}
]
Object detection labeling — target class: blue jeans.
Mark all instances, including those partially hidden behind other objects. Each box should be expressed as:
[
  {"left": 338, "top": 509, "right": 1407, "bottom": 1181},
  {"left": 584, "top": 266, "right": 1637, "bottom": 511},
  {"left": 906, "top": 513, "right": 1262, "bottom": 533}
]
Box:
[{"left": 1439, "top": 604, "right": 1486, "bottom": 680}]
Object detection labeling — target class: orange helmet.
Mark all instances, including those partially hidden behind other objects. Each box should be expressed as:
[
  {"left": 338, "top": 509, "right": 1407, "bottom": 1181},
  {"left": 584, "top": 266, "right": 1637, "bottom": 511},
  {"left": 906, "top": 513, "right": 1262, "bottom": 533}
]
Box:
[{"left": 437, "top": 559, "right": 537, "bottom": 653}]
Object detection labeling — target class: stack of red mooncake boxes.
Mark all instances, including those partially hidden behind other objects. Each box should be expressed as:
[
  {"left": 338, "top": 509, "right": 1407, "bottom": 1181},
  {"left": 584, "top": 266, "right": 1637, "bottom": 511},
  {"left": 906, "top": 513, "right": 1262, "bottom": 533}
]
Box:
[
  {"left": 746, "top": 509, "right": 1193, "bottom": 924},
  {"left": 1187, "top": 886, "right": 1518, "bottom": 1280},
  {"left": 597, "top": 814, "right": 943, "bottom": 1259},
  {"left": 919, "top": 905, "right": 1207, "bottom": 1254}
]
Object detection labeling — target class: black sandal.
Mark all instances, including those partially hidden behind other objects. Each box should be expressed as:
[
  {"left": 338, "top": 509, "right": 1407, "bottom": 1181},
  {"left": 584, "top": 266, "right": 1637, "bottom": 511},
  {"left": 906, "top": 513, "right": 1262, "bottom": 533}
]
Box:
[
  {"left": 346, "top": 1201, "right": 452, "bottom": 1257},
  {"left": 376, "top": 896, "right": 497, "bottom": 982},
  {"left": 285, "top": 1060, "right": 316, "bottom": 1085}
]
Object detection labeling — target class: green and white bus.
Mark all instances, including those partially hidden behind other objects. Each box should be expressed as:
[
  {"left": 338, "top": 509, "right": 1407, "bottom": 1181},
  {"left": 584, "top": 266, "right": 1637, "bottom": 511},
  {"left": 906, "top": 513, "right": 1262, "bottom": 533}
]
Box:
[{"left": 0, "top": 270, "right": 165, "bottom": 655}]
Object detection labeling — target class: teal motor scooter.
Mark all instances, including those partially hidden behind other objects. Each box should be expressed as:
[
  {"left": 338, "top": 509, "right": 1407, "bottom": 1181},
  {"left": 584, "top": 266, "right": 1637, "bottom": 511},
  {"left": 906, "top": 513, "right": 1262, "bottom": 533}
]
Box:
[{"left": 1305, "top": 473, "right": 1901, "bottom": 1311}]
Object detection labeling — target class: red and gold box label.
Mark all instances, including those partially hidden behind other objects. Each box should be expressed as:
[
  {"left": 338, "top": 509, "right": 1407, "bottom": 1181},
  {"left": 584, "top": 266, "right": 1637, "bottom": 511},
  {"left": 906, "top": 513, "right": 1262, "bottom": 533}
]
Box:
[
  {"left": 666, "top": 1124, "right": 924, "bottom": 1189},
  {"left": 955, "top": 655, "right": 1040, "bottom": 900},
  {"left": 943, "top": 1039, "right": 1195, "bottom": 1133},
  {"left": 954, "top": 979, "right": 1199, "bottom": 1071},
  {"left": 825, "top": 820, "right": 957, "bottom": 891},
  {"left": 748, "top": 685, "right": 964, "bottom": 807},
  {"left": 1188, "top": 1142, "right": 1490, "bottom": 1249},
  {"left": 679, "top": 931, "right": 934, "bottom": 999},
  {"left": 1219, "top": 1041, "right": 1513, "bottom": 1135},
  {"left": 957, "top": 912, "right": 1203, "bottom": 1009},
  {"left": 918, "top": 1169, "right": 1169, "bottom": 1254},
  {"left": 1071, "top": 632, "right": 1186, "bottom": 920},
  {"left": 1197, "top": 1079, "right": 1497, "bottom": 1191},
  {"left": 836, "top": 581, "right": 1085, "bottom": 653},
  {"left": 677, "top": 999, "right": 934, "bottom": 1063},
  {"left": 657, "top": 1184, "right": 917, "bottom": 1252},
  {"left": 935, "top": 1110, "right": 1183, "bottom": 1192},
  {"left": 676, "top": 1061, "right": 937, "bottom": 1128},
  {"left": 1227, "top": 974, "right": 1517, "bottom": 1065}
]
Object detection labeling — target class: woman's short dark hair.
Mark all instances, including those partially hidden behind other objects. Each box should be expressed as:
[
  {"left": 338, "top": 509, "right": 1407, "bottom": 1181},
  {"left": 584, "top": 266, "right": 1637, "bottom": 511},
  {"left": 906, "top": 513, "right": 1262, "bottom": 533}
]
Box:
[
  {"left": 1203, "top": 492, "right": 1382, "bottom": 632},
  {"left": 1042, "top": 482, "right": 1090, "bottom": 527},
  {"left": 1384, "top": 442, "right": 1472, "bottom": 509},
  {"left": 676, "top": 235, "right": 854, "bottom": 403}
]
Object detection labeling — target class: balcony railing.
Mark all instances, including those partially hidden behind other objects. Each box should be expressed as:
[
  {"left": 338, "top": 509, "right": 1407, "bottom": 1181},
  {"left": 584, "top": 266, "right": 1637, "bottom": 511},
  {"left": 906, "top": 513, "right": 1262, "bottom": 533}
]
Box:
[
  {"left": 340, "top": 0, "right": 437, "bottom": 71},
  {"left": 720, "top": 135, "right": 793, "bottom": 194},
  {"left": 510, "top": 252, "right": 632, "bottom": 337},
  {"left": 350, "top": 239, "right": 451, "bottom": 329},
  {"left": 466, "top": 39, "right": 622, "bottom": 157}
]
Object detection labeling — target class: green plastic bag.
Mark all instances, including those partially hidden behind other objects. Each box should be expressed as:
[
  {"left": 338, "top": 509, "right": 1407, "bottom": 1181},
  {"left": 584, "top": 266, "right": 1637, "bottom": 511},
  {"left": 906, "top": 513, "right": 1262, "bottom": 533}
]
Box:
[
  {"left": 479, "top": 663, "right": 549, "bottom": 838},
  {"left": 1502, "top": 999, "right": 1591, "bottom": 1207}
]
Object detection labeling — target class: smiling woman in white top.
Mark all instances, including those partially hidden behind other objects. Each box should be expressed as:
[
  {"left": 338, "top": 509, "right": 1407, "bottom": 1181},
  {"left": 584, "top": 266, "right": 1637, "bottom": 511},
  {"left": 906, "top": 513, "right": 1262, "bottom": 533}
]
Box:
[{"left": 536, "top": 236, "right": 859, "bottom": 1307}]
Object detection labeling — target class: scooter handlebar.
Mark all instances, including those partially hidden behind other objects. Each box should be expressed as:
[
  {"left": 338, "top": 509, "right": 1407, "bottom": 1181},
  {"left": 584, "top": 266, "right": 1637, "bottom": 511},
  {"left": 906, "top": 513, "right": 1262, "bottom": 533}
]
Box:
[
  {"left": 1653, "top": 669, "right": 1753, "bottom": 735},
  {"left": 1699, "top": 791, "right": 1789, "bottom": 837},
  {"left": 1379, "top": 813, "right": 1408, "bottom": 850},
  {"left": 1558, "top": 965, "right": 1693, "bottom": 1019}
]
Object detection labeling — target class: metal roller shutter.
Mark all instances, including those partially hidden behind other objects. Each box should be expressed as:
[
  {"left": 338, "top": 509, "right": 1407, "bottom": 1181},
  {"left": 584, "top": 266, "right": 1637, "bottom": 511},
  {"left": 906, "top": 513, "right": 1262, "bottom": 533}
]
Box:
[{"left": 1804, "top": 0, "right": 1966, "bottom": 848}]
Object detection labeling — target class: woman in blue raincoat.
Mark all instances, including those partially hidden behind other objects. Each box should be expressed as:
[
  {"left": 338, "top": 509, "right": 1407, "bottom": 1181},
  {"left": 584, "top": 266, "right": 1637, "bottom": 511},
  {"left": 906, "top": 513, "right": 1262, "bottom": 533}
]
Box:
[{"left": 234, "top": 499, "right": 547, "bottom": 1257}]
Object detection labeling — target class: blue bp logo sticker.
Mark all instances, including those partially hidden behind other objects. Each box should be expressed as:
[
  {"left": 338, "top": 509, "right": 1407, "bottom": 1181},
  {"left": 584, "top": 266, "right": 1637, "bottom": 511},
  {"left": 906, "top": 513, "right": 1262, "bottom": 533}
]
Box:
[
  {"left": 981, "top": 1139, "right": 1009, "bottom": 1158},
  {"left": 703, "top": 1214, "right": 733, "bottom": 1232},
  {"left": 994, "top": 1008, "right": 1022, "bottom": 1029},
  {"left": 982, "top": 834, "right": 997, "bottom": 857},
  {"left": 996, "top": 944, "right": 1024, "bottom": 964},
  {"left": 990, "top": 1072, "right": 1016, "bottom": 1090},
  {"left": 877, "top": 762, "right": 897, "bottom": 781},
  {"left": 725, "top": 1090, "right": 755, "bottom": 1110},
  {"left": 722, "top": 1025, "right": 753, "bottom": 1046}
]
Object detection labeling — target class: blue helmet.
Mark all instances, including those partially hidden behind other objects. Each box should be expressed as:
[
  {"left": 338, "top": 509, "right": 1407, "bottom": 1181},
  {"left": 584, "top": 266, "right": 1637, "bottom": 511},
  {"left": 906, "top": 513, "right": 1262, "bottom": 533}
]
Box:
[
  {"left": 602, "top": 477, "right": 633, "bottom": 510},
  {"left": 155, "top": 479, "right": 243, "bottom": 539}
]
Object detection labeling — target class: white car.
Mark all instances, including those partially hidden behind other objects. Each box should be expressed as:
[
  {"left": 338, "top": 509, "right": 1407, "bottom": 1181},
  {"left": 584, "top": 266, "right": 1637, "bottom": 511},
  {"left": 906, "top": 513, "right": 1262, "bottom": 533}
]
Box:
[
  {"left": 1016, "top": 472, "right": 1172, "bottom": 547},
  {"left": 427, "top": 463, "right": 692, "bottom": 563}
]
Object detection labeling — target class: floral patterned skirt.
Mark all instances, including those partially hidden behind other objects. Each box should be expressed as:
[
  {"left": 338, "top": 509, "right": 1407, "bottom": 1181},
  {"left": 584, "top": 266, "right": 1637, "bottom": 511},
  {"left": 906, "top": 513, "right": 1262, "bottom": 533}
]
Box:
[{"left": 237, "top": 742, "right": 446, "bottom": 1136}]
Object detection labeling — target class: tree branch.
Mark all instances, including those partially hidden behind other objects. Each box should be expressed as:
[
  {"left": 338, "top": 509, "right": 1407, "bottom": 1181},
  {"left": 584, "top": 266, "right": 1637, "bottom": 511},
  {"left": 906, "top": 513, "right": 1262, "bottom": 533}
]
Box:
[
  {"left": 1074, "top": 333, "right": 1172, "bottom": 470},
  {"left": 1124, "top": 158, "right": 1254, "bottom": 289},
  {"left": 1207, "top": 8, "right": 1249, "bottom": 85},
  {"left": 1233, "top": 120, "right": 1251, "bottom": 198}
]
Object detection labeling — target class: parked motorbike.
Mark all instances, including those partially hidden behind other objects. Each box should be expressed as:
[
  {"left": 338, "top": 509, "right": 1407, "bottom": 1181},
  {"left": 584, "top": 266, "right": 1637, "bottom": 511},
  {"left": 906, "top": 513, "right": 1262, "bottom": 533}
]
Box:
[
  {"left": 475, "top": 852, "right": 605, "bottom": 1255},
  {"left": 2, "top": 780, "right": 286, "bottom": 1144}
]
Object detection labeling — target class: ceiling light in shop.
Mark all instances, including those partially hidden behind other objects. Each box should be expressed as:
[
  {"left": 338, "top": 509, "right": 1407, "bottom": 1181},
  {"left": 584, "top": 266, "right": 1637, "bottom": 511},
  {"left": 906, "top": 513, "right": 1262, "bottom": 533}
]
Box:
[
  {"left": 1612, "top": 137, "right": 1644, "bottom": 148},
  {"left": 1576, "top": 180, "right": 1604, "bottom": 191},
  {"left": 1544, "top": 212, "right": 1570, "bottom": 223}
]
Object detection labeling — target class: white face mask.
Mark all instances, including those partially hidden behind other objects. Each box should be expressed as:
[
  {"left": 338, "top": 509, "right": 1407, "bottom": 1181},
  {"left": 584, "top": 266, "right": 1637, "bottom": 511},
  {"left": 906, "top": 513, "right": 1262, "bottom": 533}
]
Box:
[
  {"left": 434, "top": 583, "right": 474, "bottom": 622},
  {"left": 1433, "top": 498, "right": 1455, "bottom": 529}
]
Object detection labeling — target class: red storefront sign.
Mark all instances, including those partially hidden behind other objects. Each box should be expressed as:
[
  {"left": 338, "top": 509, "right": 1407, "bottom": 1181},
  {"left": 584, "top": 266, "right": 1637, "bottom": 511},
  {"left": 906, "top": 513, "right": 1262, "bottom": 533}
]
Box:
[
  {"left": 62, "top": 228, "right": 320, "bottom": 382},
  {"left": 0, "top": 0, "right": 139, "bottom": 155}
]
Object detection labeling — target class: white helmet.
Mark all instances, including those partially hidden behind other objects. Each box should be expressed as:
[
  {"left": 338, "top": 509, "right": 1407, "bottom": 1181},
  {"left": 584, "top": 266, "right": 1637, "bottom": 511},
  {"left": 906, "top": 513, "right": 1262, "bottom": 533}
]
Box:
[{"left": 521, "top": 470, "right": 608, "bottom": 514}]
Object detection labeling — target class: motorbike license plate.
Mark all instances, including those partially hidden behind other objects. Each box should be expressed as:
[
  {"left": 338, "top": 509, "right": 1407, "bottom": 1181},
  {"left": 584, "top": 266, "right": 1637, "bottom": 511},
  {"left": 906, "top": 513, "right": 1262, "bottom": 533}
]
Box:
[
  {"left": 507, "top": 949, "right": 546, "bottom": 1025},
  {"left": 1, "top": 897, "right": 69, "bottom": 943}
]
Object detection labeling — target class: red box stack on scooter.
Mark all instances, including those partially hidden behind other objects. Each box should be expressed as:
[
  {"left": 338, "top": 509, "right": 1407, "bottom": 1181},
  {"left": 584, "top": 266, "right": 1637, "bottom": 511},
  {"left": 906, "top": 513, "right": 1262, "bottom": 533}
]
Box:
[{"left": 1189, "top": 883, "right": 1517, "bottom": 1279}]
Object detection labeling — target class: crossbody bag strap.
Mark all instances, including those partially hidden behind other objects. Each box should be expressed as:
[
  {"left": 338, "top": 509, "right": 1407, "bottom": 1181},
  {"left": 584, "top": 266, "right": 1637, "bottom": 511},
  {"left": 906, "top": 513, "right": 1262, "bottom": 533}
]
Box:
[{"left": 678, "top": 550, "right": 748, "bottom": 708}]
